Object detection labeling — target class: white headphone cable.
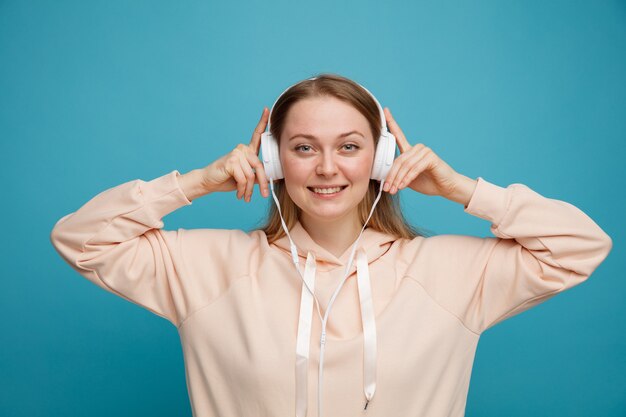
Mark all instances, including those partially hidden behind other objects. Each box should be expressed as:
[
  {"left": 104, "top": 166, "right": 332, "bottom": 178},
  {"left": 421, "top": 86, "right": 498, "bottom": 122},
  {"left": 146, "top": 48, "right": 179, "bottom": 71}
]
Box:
[
  {"left": 268, "top": 176, "right": 386, "bottom": 417},
  {"left": 317, "top": 178, "right": 385, "bottom": 416}
]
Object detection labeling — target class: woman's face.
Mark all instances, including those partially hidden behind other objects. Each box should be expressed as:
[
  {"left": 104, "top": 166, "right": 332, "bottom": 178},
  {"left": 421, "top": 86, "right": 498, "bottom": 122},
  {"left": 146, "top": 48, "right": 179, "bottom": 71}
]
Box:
[{"left": 279, "top": 96, "right": 375, "bottom": 225}]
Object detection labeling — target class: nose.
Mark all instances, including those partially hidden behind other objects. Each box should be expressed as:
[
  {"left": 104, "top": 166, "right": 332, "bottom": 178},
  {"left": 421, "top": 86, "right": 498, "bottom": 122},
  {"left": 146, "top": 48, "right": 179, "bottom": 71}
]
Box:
[{"left": 316, "top": 152, "right": 339, "bottom": 177}]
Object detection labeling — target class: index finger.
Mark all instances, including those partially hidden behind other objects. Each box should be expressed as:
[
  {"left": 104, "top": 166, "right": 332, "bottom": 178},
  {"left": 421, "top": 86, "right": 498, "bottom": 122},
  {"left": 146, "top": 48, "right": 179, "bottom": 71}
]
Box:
[
  {"left": 249, "top": 107, "right": 270, "bottom": 155},
  {"left": 384, "top": 107, "right": 412, "bottom": 154}
]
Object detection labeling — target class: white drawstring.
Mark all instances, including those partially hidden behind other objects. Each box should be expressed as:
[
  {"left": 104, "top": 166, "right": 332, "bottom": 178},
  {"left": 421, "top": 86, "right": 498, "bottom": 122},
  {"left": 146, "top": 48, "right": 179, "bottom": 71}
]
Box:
[{"left": 269, "top": 178, "right": 386, "bottom": 417}]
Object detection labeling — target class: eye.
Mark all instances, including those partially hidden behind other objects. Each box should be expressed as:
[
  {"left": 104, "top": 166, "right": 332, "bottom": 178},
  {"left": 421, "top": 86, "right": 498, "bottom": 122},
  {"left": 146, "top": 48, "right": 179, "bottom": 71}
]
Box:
[
  {"left": 295, "top": 145, "right": 312, "bottom": 152},
  {"left": 343, "top": 143, "right": 360, "bottom": 151}
]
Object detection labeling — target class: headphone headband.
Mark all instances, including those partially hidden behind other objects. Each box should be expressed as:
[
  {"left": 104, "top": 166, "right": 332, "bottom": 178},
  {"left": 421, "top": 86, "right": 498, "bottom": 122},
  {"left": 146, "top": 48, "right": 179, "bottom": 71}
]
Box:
[{"left": 265, "top": 76, "right": 389, "bottom": 136}]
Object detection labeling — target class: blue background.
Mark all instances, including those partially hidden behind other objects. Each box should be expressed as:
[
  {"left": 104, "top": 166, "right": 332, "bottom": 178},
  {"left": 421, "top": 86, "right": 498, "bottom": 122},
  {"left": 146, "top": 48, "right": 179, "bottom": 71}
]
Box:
[{"left": 1, "top": 0, "right": 624, "bottom": 416}]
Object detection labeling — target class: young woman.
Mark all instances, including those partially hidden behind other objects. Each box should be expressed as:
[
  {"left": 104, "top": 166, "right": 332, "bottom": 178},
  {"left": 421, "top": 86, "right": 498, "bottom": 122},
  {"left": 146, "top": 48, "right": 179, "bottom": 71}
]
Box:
[{"left": 50, "top": 73, "right": 612, "bottom": 417}]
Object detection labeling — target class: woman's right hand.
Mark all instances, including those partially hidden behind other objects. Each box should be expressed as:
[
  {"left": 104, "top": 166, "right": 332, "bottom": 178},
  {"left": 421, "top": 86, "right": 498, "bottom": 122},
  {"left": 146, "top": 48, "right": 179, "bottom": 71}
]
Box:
[{"left": 201, "top": 107, "right": 271, "bottom": 202}]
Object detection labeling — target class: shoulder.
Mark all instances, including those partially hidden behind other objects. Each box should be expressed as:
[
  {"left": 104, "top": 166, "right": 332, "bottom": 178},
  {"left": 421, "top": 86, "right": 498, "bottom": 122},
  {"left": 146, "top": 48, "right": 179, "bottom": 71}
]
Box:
[
  {"left": 175, "top": 227, "right": 270, "bottom": 254},
  {"left": 391, "top": 233, "right": 500, "bottom": 270},
  {"left": 173, "top": 227, "right": 270, "bottom": 280}
]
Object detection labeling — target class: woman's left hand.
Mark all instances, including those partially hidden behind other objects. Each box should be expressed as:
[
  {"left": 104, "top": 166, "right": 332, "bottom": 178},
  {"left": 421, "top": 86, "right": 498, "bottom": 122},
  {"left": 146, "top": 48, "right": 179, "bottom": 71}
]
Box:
[{"left": 382, "top": 107, "right": 471, "bottom": 202}]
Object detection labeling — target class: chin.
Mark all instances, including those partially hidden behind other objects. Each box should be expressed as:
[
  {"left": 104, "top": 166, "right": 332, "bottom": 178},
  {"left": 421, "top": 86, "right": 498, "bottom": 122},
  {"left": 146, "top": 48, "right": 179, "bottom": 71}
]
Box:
[
  {"left": 302, "top": 204, "right": 359, "bottom": 223},
  {"left": 311, "top": 211, "right": 349, "bottom": 222}
]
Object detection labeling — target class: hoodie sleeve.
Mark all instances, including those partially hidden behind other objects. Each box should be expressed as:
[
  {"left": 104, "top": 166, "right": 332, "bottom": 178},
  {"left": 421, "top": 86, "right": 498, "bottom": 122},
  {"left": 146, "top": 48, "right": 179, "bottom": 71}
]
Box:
[
  {"left": 407, "top": 176, "right": 613, "bottom": 334},
  {"left": 50, "top": 170, "right": 256, "bottom": 328}
]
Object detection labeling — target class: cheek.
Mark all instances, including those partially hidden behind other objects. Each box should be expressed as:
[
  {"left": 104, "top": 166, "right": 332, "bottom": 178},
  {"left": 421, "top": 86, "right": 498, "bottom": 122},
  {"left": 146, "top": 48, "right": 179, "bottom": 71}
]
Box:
[
  {"left": 281, "top": 156, "right": 310, "bottom": 200},
  {"left": 281, "top": 156, "right": 310, "bottom": 182},
  {"left": 346, "top": 155, "right": 374, "bottom": 181},
  {"left": 357, "top": 159, "right": 373, "bottom": 176}
]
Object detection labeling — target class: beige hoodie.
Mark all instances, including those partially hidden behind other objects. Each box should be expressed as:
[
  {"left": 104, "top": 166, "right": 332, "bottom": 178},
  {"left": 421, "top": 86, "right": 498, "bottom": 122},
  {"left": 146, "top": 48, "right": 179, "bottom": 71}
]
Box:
[{"left": 50, "top": 170, "right": 612, "bottom": 417}]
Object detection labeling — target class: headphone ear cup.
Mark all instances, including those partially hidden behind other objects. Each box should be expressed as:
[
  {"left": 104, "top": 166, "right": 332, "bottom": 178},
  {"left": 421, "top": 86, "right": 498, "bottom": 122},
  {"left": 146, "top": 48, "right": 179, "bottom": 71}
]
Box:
[
  {"left": 261, "top": 131, "right": 284, "bottom": 180},
  {"left": 371, "top": 132, "right": 397, "bottom": 181}
]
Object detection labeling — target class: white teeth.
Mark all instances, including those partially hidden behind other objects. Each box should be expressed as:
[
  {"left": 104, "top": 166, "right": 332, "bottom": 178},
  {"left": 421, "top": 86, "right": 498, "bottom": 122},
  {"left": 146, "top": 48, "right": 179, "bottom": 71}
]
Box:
[{"left": 312, "top": 187, "right": 343, "bottom": 194}]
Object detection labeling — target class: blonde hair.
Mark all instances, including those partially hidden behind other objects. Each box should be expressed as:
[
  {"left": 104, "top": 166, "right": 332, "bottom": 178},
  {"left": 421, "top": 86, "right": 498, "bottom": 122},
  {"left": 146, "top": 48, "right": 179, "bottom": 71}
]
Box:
[{"left": 253, "top": 73, "right": 434, "bottom": 243}]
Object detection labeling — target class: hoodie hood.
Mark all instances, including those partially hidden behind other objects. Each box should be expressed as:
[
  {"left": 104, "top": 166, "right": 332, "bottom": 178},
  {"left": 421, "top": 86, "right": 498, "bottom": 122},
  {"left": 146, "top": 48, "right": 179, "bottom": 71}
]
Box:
[{"left": 272, "top": 220, "right": 398, "bottom": 272}]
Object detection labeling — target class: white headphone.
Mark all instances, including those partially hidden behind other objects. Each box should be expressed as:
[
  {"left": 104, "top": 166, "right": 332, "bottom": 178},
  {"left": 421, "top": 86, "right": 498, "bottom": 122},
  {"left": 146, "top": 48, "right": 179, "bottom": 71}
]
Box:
[{"left": 260, "top": 76, "right": 397, "bottom": 182}]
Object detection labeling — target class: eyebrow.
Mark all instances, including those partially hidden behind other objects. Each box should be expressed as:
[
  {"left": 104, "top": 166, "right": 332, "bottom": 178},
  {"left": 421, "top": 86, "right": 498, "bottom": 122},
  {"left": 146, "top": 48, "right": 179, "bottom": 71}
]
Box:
[{"left": 288, "top": 130, "right": 365, "bottom": 141}]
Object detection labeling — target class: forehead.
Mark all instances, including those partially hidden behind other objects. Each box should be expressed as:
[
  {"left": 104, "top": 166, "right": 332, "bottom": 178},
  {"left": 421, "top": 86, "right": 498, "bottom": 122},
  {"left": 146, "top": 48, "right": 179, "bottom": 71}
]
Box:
[{"left": 282, "top": 96, "right": 371, "bottom": 138}]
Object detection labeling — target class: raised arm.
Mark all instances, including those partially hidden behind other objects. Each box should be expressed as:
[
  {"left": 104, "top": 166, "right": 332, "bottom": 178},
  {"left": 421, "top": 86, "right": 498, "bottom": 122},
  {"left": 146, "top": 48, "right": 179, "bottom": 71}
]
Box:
[
  {"left": 51, "top": 171, "right": 194, "bottom": 326},
  {"left": 407, "top": 177, "right": 613, "bottom": 334},
  {"left": 50, "top": 169, "right": 266, "bottom": 327},
  {"left": 378, "top": 107, "right": 612, "bottom": 334},
  {"left": 50, "top": 109, "right": 275, "bottom": 327}
]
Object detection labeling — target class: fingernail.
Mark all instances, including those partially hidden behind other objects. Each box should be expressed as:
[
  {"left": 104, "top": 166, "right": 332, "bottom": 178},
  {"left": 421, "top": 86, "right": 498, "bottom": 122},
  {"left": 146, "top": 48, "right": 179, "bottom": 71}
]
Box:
[
  {"left": 391, "top": 185, "right": 397, "bottom": 194},
  {"left": 383, "top": 182, "right": 390, "bottom": 191}
]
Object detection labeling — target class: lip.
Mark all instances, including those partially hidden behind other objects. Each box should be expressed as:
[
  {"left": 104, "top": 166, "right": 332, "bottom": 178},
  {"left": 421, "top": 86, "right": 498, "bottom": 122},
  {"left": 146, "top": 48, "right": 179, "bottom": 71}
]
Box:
[
  {"left": 307, "top": 185, "right": 348, "bottom": 199},
  {"left": 307, "top": 184, "right": 348, "bottom": 188}
]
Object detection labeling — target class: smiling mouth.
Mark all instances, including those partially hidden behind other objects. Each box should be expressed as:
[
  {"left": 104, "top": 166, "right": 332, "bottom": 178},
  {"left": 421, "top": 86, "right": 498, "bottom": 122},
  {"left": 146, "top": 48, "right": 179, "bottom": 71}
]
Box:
[{"left": 307, "top": 185, "right": 348, "bottom": 195}]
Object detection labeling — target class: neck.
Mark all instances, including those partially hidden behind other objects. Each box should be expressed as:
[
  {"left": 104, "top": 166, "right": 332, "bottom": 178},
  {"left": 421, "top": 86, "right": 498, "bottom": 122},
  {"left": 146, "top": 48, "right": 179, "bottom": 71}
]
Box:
[{"left": 299, "top": 212, "right": 363, "bottom": 259}]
